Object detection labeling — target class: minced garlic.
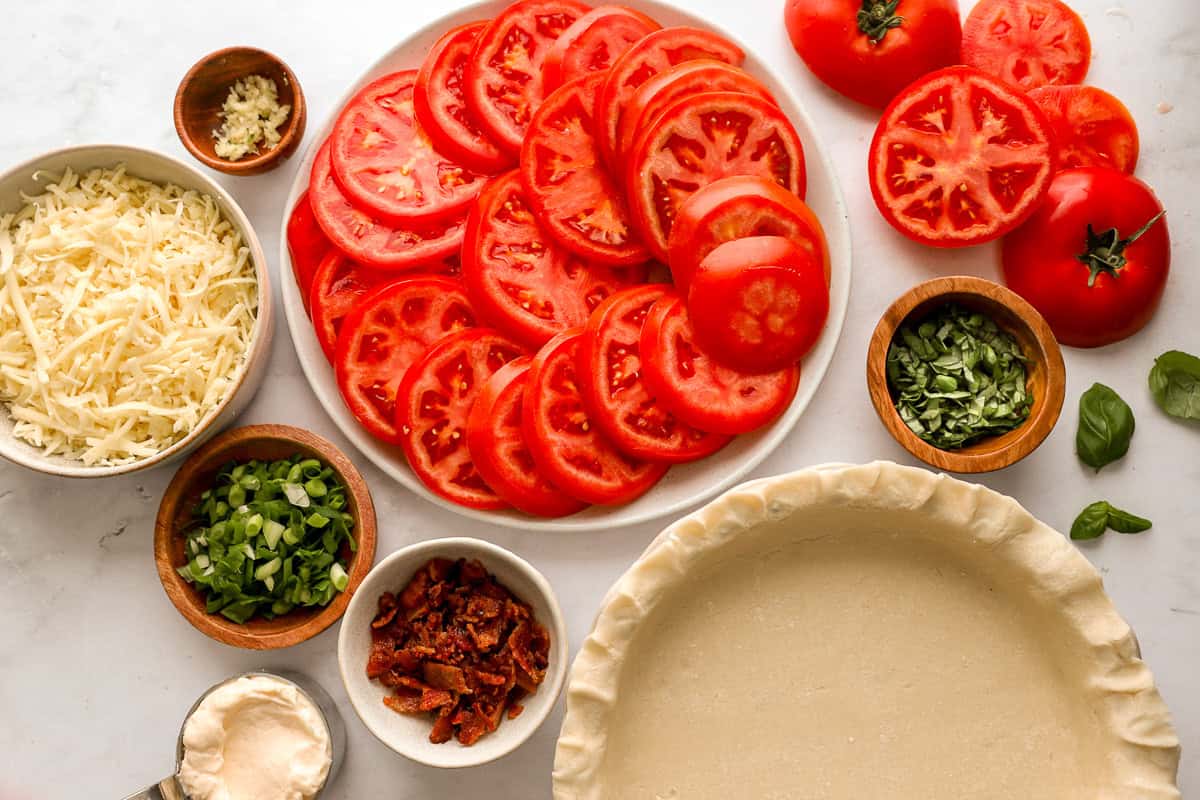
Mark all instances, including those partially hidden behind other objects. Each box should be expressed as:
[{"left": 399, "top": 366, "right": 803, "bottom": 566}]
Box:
[{"left": 213, "top": 75, "right": 291, "bottom": 161}]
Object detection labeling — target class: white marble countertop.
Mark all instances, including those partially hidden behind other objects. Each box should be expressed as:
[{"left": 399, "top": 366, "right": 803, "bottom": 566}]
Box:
[{"left": 1, "top": 0, "right": 1196, "bottom": 797}]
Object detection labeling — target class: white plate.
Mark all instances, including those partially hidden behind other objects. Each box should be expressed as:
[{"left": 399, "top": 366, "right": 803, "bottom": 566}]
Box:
[{"left": 279, "top": 0, "right": 852, "bottom": 531}]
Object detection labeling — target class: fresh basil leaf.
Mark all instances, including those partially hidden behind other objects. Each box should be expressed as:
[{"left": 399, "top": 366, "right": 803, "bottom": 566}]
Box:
[
  {"left": 1070, "top": 501, "right": 1153, "bottom": 540},
  {"left": 1106, "top": 507, "right": 1153, "bottom": 534},
  {"left": 1149, "top": 350, "right": 1200, "bottom": 421},
  {"left": 1076, "top": 383, "right": 1134, "bottom": 470},
  {"left": 1070, "top": 502, "right": 1112, "bottom": 540}
]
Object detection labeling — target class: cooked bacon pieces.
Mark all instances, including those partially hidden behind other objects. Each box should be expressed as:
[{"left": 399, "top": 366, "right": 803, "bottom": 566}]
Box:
[{"left": 367, "top": 557, "right": 551, "bottom": 745}]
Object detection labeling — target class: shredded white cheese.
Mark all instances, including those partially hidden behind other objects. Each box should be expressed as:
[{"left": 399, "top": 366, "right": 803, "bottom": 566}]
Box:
[
  {"left": 213, "top": 75, "right": 291, "bottom": 161},
  {"left": 0, "top": 165, "right": 258, "bottom": 465}
]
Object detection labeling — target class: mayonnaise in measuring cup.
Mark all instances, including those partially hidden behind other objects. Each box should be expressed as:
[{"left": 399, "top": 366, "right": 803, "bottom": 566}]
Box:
[{"left": 177, "top": 675, "right": 332, "bottom": 800}]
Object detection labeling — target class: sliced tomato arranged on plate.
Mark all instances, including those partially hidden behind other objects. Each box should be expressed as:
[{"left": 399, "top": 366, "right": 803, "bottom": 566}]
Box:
[
  {"left": 309, "top": 142, "right": 467, "bottom": 270},
  {"left": 521, "top": 73, "right": 648, "bottom": 265},
  {"left": 868, "top": 66, "right": 1056, "bottom": 247},
  {"left": 625, "top": 91, "right": 806, "bottom": 261},
  {"left": 596, "top": 26, "right": 745, "bottom": 170},
  {"left": 465, "top": 0, "right": 592, "bottom": 154},
  {"left": 640, "top": 293, "right": 799, "bottom": 435},
  {"left": 308, "top": 250, "right": 392, "bottom": 362},
  {"left": 962, "top": 0, "right": 1091, "bottom": 90},
  {"left": 396, "top": 328, "right": 526, "bottom": 509},
  {"left": 334, "top": 277, "right": 475, "bottom": 443},
  {"left": 466, "top": 357, "right": 589, "bottom": 517},
  {"left": 464, "top": 170, "right": 647, "bottom": 349},
  {"left": 330, "top": 70, "right": 486, "bottom": 222},
  {"left": 577, "top": 285, "right": 730, "bottom": 462},
  {"left": 542, "top": 5, "right": 661, "bottom": 92},
  {"left": 415, "top": 22, "right": 513, "bottom": 175},
  {"left": 1030, "top": 85, "right": 1139, "bottom": 174},
  {"left": 687, "top": 236, "right": 829, "bottom": 374},
  {"left": 286, "top": 190, "right": 331, "bottom": 313},
  {"left": 616, "top": 60, "right": 775, "bottom": 169},
  {"left": 523, "top": 330, "right": 668, "bottom": 504},
  {"left": 666, "top": 175, "right": 828, "bottom": 292}
]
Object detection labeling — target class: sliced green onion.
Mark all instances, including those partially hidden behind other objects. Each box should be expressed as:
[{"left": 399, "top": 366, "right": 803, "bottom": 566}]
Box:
[
  {"left": 262, "top": 519, "right": 285, "bottom": 550},
  {"left": 330, "top": 563, "right": 349, "bottom": 592}
]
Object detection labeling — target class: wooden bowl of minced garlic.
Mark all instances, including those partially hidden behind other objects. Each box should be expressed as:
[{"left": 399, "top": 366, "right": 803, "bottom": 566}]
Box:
[{"left": 174, "top": 47, "right": 306, "bottom": 175}]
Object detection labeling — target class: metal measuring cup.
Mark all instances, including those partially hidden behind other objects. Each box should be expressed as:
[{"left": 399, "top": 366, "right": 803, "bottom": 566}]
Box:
[{"left": 121, "top": 670, "right": 345, "bottom": 800}]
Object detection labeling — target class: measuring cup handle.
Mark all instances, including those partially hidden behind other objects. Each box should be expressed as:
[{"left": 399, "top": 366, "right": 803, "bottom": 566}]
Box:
[{"left": 121, "top": 776, "right": 185, "bottom": 800}]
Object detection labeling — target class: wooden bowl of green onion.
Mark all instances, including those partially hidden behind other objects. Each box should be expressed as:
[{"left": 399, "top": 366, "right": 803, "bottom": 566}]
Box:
[
  {"left": 866, "top": 276, "right": 1066, "bottom": 474},
  {"left": 155, "top": 424, "right": 377, "bottom": 649}
]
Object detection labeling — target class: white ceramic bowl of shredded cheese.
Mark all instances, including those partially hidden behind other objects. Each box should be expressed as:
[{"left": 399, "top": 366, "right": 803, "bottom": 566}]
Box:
[{"left": 0, "top": 144, "right": 273, "bottom": 478}]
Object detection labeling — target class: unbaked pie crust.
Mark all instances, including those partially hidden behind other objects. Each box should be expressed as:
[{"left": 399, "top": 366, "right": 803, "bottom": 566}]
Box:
[{"left": 554, "top": 463, "right": 1180, "bottom": 799}]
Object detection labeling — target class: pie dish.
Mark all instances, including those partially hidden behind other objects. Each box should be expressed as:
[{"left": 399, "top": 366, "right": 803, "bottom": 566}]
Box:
[{"left": 554, "top": 462, "right": 1181, "bottom": 799}]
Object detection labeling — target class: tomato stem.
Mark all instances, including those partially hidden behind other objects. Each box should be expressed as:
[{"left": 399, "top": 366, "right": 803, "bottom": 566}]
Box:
[
  {"left": 1077, "top": 210, "right": 1166, "bottom": 287},
  {"left": 857, "top": 0, "right": 904, "bottom": 44}
]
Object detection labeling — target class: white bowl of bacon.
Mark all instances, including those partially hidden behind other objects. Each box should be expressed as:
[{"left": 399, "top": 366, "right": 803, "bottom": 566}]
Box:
[
  {"left": 337, "top": 537, "right": 568, "bottom": 768},
  {"left": 0, "top": 144, "right": 273, "bottom": 478}
]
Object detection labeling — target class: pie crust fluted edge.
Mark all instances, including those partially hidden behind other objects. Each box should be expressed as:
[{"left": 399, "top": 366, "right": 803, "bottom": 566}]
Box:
[{"left": 552, "top": 461, "right": 1181, "bottom": 799}]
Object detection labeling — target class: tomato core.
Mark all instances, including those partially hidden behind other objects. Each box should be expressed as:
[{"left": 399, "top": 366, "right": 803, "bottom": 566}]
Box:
[
  {"left": 1078, "top": 211, "right": 1167, "bottom": 287},
  {"left": 858, "top": 0, "right": 904, "bottom": 43}
]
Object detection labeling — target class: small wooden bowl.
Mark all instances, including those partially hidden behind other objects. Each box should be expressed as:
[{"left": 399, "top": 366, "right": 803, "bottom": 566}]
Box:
[
  {"left": 866, "top": 276, "right": 1066, "bottom": 474},
  {"left": 174, "top": 47, "right": 306, "bottom": 176},
  {"left": 155, "top": 425, "right": 376, "bottom": 649}
]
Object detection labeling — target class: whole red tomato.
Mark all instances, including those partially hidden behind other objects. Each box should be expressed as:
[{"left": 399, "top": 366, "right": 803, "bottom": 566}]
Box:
[
  {"left": 1002, "top": 168, "right": 1170, "bottom": 348},
  {"left": 784, "top": 0, "right": 961, "bottom": 108}
]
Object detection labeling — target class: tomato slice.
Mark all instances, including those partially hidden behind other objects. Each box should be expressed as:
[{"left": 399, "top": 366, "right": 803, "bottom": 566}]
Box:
[
  {"left": 616, "top": 60, "right": 775, "bottom": 169},
  {"left": 415, "top": 22, "right": 514, "bottom": 175},
  {"left": 666, "top": 175, "right": 828, "bottom": 293},
  {"left": 309, "top": 141, "right": 466, "bottom": 270},
  {"left": 687, "top": 236, "right": 828, "bottom": 374},
  {"left": 1029, "top": 85, "right": 1139, "bottom": 174},
  {"left": 578, "top": 285, "right": 729, "bottom": 462},
  {"left": 868, "top": 66, "right": 1056, "bottom": 247},
  {"left": 596, "top": 26, "right": 744, "bottom": 170},
  {"left": 521, "top": 74, "right": 648, "bottom": 265},
  {"left": 396, "top": 328, "right": 526, "bottom": 509},
  {"left": 542, "top": 6, "right": 661, "bottom": 92},
  {"left": 625, "top": 91, "right": 806, "bottom": 262},
  {"left": 335, "top": 277, "right": 475, "bottom": 443},
  {"left": 308, "top": 250, "right": 392, "bottom": 363},
  {"left": 464, "top": 170, "right": 647, "bottom": 349},
  {"left": 523, "top": 330, "right": 667, "bottom": 504},
  {"left": 465, "top": 0, "right": 592, "bottom": 154},
  {"left": 640, "top": 294, "right": 799, "bottom": 435},
  {"left": 286, "top": 190, "right": 332, "bottom": 313},
  {"left": 962, "top": 0, "right": 1091, "bottom": 90},
  {"left": 466, "top": 357, "right": 589, "bottom": 517},
  {"left": 330, "top": 70, "right": 486, "bottom": 222}
]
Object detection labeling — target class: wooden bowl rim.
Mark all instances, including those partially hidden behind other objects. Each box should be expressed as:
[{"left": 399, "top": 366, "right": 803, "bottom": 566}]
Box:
[
  {"left": 154, "top": 424, "right": 377, "bottom": 649},
  {"left": 866, "top": 276, "right": 1066, "bottom": 474},
  {"left": 173, "top": 46, "right": 307, "bottom": 176}
]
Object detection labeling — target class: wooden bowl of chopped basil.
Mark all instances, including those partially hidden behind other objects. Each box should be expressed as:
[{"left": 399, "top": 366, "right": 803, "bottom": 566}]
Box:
[
  {"left": 155, "top": 424, "right": 376, "bottom": 649},
  {"left": 867, "top": 277, "right": 1066, "bottom": 474}
]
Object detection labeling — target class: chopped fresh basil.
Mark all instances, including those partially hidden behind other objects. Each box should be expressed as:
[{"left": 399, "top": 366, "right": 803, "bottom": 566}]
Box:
[
  {"left": 1149, "top": 350, "right": 1200, "bottom": 421},
  {"left": 886, "top": 304, "right": 1033, "bottom": 450},
  {"left": 177, "top": 455, "right": 355, "bottom": 623},
  {"left": 1076, "top": 383, "right": 1135, "bottom": 470},
  {"left": 1070, "top": 501, "right": 1152, "bottom": 541}
]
